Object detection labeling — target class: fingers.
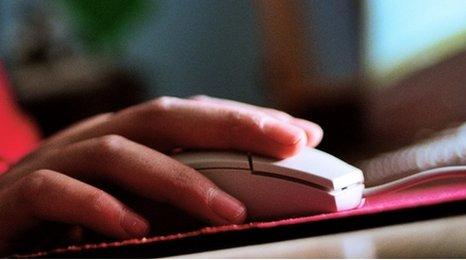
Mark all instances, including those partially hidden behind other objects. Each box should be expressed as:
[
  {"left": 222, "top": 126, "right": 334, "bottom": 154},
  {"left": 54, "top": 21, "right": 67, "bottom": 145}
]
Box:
[
  {"left": 287, "top": 118, "right": 324, "bottom": 147},
  {"left": 0, "top": 170, "right": 149, "bottom": 244},
  {"left": 15, "top": 113, "right": 114, "bottom": 168},
  {"left": 1, "top": 135, "right": 246, "bottom": 247},
  {"left": 38, "top": 97, "right": 308, "bottom": 158},
  {"left": 191, "top": 95, "right": 294, "bottom": 121},
  {"left": 190, "top": 95, "right": 324, "bottom": 147},
  {"left": 27, "top": 96, "right": 321, "bottom": 159},
  {"left": 117, "top": 97, "right": 307, "bottom": 157},
  {"left": 36, "top": 136, "right": 247, "bottom": 225},
  {"left": 0, "top": 96, "right": 323, "bottom": 250},
  {"left": 40, "top": 113, "right": 114, "bottom": 150}
]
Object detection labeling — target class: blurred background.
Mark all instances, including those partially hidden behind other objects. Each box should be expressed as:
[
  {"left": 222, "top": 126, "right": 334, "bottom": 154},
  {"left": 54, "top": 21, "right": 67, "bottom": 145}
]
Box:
[{"left": 1, "top": 0, "right": 466, "bottom": 161}]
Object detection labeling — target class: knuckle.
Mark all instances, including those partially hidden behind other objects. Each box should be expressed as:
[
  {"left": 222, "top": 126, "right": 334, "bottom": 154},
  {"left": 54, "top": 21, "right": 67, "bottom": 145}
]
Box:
[
  {"left": 166, "top": 167, "right": 196, "bottom": 190},
  {"left": 189, "top": 95, "right": 209, "bottom": 101},
  {"left": 167, "top": 167, "right": 200, "bottom": 191},
  {"left": 225, "top": 109, "right": 245, "bottom": 127},
  {"left": 206, "top": 187, "right": 219, "bottom": 205},
  {"left": 87, "top": 189, "right": 111, "bottom": 213},
  {"left": 18, "top": 170, "right": 55, "bottom": 204},
  {"left": 225, "top": 111, "right": 243, "bottom": 146},
  {"left": 94, "top": 135, "right": 127, "bottom": 155},
  {"left": 163, "top": 168, "right": 207, "bottom": 203},
  {"left": 267, "top": 108, "right": 292, "bottom": 121},
  {"left": 139, "top": 96, "right": 179, "bottom": 121},
  {"left": 95, "top": 112, "right": 115, "bottom": 121},
  {"left": 148, "top": 96, "right": 177, "bottom": 112},
  {"left": 225, "top": 109, "right": 263, "bottom": 140}
]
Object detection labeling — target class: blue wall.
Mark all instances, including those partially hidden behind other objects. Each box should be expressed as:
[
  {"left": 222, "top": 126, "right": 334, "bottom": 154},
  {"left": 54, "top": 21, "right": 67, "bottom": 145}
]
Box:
[
  {"left": 123, "top": 0, "right": 267, "bottom": 105},
  {"left": 1, "top": 0, "right": 359, "bottom": 106}
]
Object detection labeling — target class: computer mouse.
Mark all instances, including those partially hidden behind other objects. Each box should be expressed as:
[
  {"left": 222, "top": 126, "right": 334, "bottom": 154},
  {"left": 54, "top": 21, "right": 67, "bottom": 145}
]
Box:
[{"left": 172, "top": 147, "right": 364, "bottom": 219}]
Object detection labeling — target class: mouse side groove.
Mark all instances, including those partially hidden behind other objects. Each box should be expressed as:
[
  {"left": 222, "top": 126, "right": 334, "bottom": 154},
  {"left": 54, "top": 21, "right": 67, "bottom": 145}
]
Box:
[
  {"left": 172, "top": 147, "right": 365, "bottom": 218},
  {"left": 251, "top": 171, "right": 331, "bottom": 191},
  {"left": 247, "top": 152, "right": 254, "bottom": 171}
]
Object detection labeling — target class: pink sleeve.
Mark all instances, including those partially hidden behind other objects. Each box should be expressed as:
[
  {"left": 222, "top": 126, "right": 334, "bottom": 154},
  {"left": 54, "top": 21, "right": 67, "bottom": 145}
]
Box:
[{"left": 0, "top": 62, "right": 41, "bottom": 173}]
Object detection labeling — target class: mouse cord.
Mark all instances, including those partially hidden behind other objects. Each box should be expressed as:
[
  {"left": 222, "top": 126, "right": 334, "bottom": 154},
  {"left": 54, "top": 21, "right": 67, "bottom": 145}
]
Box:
[
  {"left": 359, "top": 123, "right": 466, "bottom": 187},
  {"left": 363, "top": 165, "right": 466, "bottom": 197}
]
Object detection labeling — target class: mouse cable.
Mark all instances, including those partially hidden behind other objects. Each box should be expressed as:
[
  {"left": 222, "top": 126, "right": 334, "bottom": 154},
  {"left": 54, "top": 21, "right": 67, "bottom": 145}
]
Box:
[
  {"left": 360, "top": 123, "right": 466, "bottom": 188},
  {"left": 363, "top": 165, "right": 466, "bottom": 197}
]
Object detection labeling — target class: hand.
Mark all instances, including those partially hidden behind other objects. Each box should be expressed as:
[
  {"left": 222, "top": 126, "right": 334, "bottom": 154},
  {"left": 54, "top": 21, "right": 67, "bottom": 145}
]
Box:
[{"left": 0, "top": 96, "right": 323, "bottom": 252}]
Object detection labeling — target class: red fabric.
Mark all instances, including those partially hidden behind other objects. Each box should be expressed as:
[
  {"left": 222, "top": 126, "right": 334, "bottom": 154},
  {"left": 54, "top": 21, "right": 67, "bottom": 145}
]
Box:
[{"left": 0, "top": 62, "right": 40, "bottom": 173}]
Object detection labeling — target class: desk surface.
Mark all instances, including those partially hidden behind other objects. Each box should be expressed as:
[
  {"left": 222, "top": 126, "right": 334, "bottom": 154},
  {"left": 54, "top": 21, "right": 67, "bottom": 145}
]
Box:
[{"left": 175, "top": 214, "right": 466, "bottom": 258}]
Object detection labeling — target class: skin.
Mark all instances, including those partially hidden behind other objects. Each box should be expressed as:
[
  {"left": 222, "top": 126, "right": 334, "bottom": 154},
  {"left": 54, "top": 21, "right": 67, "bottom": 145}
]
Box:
[{"left": 0, "top": 96, "right": 323, "bottom": 253}]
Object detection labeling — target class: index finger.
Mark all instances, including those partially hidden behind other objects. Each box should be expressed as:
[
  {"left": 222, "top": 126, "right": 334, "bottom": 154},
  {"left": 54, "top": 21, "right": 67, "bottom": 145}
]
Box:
[
  {"left": 41, "top": 97, "right": 308, "bottom": 159},
  {"left": 190, "top": 95, "right": 324, "bottom": 147}
]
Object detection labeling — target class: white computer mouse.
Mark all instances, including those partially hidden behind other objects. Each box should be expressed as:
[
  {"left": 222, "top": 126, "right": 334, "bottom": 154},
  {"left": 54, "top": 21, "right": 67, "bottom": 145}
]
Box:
[{"left": 173, "top": 147, "right": 364, "bottom": 219}]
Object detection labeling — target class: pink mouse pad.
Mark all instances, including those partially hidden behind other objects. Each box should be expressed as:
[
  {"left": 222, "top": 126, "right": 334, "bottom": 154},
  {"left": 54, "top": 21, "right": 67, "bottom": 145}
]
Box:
[{"left": 13, "top": 177, "right": 466, "bottom": 258}]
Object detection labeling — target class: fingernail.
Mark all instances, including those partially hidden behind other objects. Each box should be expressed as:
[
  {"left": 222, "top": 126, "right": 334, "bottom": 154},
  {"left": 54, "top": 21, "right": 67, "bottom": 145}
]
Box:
[
  {"left": 262, "top": 119, "right": 306, "bottom": 146},
  {"left": 309, "top": 124, "right": 324, "bottom": 146},
  {"left": 121, "top": 210, "right": 150, "bottom": 237},
  {"left": 209, "top": 189, "right": 246, "bottom": 223},
  {"left": 293, "top": 119, "right": 324, "bottom": 146}
]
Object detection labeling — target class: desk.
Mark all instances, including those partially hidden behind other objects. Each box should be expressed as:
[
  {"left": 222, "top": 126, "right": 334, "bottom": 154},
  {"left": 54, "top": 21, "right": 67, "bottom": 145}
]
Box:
[{"left": 176, "top": 214, "right": 466, "bottom": 258}]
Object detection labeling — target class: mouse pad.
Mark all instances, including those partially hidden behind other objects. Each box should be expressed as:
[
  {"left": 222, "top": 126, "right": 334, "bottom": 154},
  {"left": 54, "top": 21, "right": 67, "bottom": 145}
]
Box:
[{"left": 12, "top": 179, "right": 466, "bottom": 258}]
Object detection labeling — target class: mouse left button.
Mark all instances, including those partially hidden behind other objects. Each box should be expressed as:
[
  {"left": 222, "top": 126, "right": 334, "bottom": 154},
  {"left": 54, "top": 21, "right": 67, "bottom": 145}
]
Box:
[{"left": 172, "top": 151, "right": 251, "bottom": 170}]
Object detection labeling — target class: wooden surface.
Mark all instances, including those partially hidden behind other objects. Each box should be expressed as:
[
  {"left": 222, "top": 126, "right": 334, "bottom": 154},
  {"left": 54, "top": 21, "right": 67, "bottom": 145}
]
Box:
[{"left": 175, "top": 214, "right": 466, "bottom": 258}]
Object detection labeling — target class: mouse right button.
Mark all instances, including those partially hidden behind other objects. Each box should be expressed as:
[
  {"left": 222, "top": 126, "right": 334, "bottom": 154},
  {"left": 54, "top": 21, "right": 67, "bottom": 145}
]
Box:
[{"left": 251, "top": 147, "right": 364, "bottom": 190}]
